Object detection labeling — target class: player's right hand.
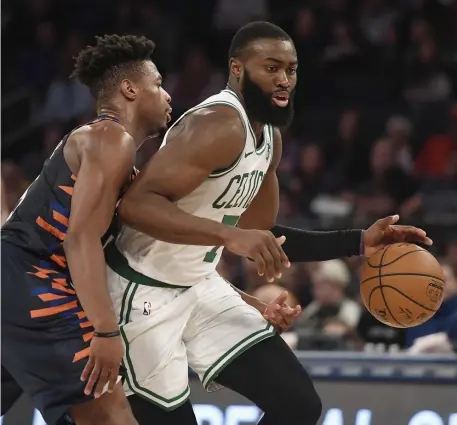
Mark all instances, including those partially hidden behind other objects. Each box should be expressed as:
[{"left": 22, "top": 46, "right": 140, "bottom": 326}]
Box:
[
  {"left": 224, "top": 228, "right": 290, "bottom": 282},
  {"left": 81, "top": 334, "right": 124, "bottom": 398}
]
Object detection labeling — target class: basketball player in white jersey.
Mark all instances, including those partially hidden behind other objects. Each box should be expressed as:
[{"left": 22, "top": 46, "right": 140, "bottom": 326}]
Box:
[{"left": 105, "top": 22, "right": 432, "bottom": 425}]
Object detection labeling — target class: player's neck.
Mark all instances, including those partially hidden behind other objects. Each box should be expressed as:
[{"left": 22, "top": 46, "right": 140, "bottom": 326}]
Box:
[{"left": 97, "top": 106, "right": 149, "bottom": 147}]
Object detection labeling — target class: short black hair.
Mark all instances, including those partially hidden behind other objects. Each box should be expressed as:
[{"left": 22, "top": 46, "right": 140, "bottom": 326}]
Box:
[
  {"left": 71, "top": 34, "right": 156, "bottom": 100},
  {"left": 229, "top": 21, "right": 292, "bottom": 59}
]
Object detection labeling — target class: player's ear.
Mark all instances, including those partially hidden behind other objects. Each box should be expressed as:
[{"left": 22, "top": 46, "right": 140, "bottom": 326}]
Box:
[
  {"left": 229, "top": 58, "right": 243, "bottom": 80},
  {"left": 120, "top": 79, "right": 138, "bottom": 101}
]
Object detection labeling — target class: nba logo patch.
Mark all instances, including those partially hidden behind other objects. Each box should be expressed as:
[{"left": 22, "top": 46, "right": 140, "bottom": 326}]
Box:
[
  {"left": 143, "top": 301, "right": 152, "bottom": 315},
  {"left": 426, "top": 281, "right": 443, "bottom": 304},
  {"left": 266, "top": 142, "right": 271, "bottom": 161}
]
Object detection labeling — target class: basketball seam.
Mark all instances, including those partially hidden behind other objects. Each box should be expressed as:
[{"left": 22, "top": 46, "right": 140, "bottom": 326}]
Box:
[
  {"left": 361, "top": 272, "right": 445, "bottom": 286},
  {"left": 366, "top": 248, "right": 425, "bottom": 268},
  {"left": 377, "top": 245, "right": 404, "bottom": 327},
  {"left": 368, "top": 286, "right": 379, "bottom": 316},
  {"left": 380, "top": 285, "right": 438, "bottom": 312}
]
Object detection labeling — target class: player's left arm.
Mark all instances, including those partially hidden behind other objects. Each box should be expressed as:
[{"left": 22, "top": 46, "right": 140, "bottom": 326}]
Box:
[{"left": 238, "top": 128, "right": 432, "bottom": 262}]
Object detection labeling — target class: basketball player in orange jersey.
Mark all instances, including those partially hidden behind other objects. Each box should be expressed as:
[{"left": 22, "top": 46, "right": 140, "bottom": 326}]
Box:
[
  {"left": 104, "top": 22, "right": 433, "bottom": 425},
  {"left": 1, "top": 34, "right": 171, "bottom": 425}
]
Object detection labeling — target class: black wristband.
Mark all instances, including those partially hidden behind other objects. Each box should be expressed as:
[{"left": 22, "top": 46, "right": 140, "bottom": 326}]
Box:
[
  {"left": 93, "top": 330, "right": 120, "bottom": 338},
  {"left": 270, "top": 225, "right": 364, "bottom": 263}
]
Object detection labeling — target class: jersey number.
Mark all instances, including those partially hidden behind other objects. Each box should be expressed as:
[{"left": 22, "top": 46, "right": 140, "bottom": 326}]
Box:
[{"left": 203, "top": 215, "right": 240, "bottom": 263}]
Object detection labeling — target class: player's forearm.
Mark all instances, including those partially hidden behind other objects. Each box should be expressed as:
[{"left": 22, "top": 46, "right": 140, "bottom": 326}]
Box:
[
  {"left": 232, "top": 285, "right": 266, "bottom": 312},
  {"left": 119, "top": 193, "right": 237, "bottom": 246},
  {"left": 64, "top": 233, "right": 118, "bottom": 331},
  {"left": 270, "top": 225, "right": 364, "bottom": 262}
]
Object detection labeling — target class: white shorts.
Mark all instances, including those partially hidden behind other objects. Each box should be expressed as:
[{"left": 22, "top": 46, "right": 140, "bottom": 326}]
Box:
[{"left": 106, "top": 254, "right": 275, "bottom": 411}]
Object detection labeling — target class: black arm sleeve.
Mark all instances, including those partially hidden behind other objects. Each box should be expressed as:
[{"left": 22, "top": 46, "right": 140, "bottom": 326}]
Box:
[{"left": 270, "top": 225, "right": 363, "bottom": 263}]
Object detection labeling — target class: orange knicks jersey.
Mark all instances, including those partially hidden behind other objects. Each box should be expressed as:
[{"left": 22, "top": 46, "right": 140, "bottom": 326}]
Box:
[{"left": 1, "top": 115, "right": 136, "bottom": 350}]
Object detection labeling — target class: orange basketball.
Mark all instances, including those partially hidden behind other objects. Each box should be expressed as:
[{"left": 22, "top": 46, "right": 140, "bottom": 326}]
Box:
[{"left": 360, "top": 243, "right": 445, "bottom": 328}]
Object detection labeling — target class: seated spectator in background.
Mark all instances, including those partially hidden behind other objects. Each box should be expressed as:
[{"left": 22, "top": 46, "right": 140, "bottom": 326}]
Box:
[
  {"left": 327, "top": 109, "right": 371, "bottom": 187},
  {"left": 358, "top": 0, "right": 398, "bottom": 47},
  {"left": 414, "top": 106, "right": 457, "bottom": 179},
  {"left": 400, "top": 150, "right": 457, "bottom": 221},
  {"left": 322, "top": 317, "right": 361, "bottom": 350},
  {"left": 407, "top": 262, "right": 457, "bottom": 352},
  {"left": 354, "top": 138, "right": 417, "bottom": 221},
  {"left": 42, "top": 53, "right": 93, "bottom": 124},
  {"left": 320, "top": 21, "right": 361, "bottom": 69},
  {"left": 356, "top": 304, "right": 407, "bottom": 351},
  {"left": 19, "top": 21, "right": 58, "bottom": 95},
  {"left": 291, "top": 144, "right": 337, "bottom": 216},
  {"left": 297, "top": 259, "right": 361, "bottom": 331},
  {"left": 403, "top": 37, "right": 452, "bottom": 104},
  {"left": 385, "top": 115, "right": 414, "bottom": 173},
  {"left": 164, "top": 46, "right": 225, "bottom": 116}
]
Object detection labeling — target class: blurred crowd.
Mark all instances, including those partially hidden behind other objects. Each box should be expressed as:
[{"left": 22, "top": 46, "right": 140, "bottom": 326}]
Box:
[{"left": 2, "top": 0, "right": 457, "bottom": 353}]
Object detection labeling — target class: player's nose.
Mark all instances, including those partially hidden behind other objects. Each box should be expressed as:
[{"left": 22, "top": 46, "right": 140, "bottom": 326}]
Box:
[
  {"left": 276, "top": 73, "right": 291, "bottom": 89},
  {"left": 163, "top": 89, "right": 172, "bottom": 104}
]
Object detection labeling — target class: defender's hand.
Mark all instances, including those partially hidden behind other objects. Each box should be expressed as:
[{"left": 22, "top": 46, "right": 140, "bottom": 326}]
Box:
[
  {"left": 363, "top": 215, "right": 433, "bottom": 257},
  {"left": 224, "top": 228, "right": 290, "bottom": 282},
  {"left": 263, "top": 291, "right": 301, "bottom": 333},
  {"left": 81, "top": 334, "right": 124, "bottom": 398}
]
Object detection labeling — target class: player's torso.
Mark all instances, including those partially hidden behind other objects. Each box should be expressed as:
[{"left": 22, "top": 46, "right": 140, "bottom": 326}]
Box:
[
  {"left": 115, "top": 89, "right": 274, "bottom": 286},
  {"left": 1, "top": 116, "right": 136, "bottom": 271}
]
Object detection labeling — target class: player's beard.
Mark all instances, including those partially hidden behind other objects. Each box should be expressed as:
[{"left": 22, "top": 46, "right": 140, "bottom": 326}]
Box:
[{"left": 241, "top": 69, "right": 295, "bottom": 128}]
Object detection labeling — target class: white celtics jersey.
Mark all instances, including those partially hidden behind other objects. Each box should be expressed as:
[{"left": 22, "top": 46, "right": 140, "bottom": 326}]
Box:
[{"left": 115, "top": 89, "right": 274, "bottom": 286}]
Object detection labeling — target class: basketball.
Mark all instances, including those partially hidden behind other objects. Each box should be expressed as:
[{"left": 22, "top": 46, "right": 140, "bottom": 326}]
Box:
[{"left": 360, "top": 243, "right": 445, "bottom": 328}]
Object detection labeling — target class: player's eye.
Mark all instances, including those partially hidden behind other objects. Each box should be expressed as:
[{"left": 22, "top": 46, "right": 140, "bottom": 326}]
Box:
[
  {"left": 266, "top": 66, "right": 277, "bottom": 73},
  {"left": 287, "top": 68, "right": 297, "bottom": 75}
]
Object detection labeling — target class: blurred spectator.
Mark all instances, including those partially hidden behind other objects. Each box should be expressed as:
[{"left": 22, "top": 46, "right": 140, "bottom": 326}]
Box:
[
  {"left": 213, "top": 0, "right": 269, "bottom": 32},
  {"left": 407, "top": 262, "right": 457, "bottom": 350},
  {"left": 293, "top": 8, "right": 322, "bottom": 72},
  {"left": 297, "top": 259, "right": 361, "bottom": 330},
  {"left": 403, "top": 37, "right": 452, "bottom": 103},
  {"left": 356, "top": 295, "right": 407, "bottom": 351},
  {"left": 321, "top": 21, "right": 361, "bottom": 67},
  {"left": 42, "top": 53, "right": 93, "bottom": 124},
  {"left": 385, "top": 115, "right": 414, "bottom": 172},
  {"left": 401, "top": 149, "right": 457, "bottom": 221},
  {"left": 165, "top": 46, "right": 225, "bottom": 116},
  {"left": 359, "top": 0, "right": 398, "bottom": 46},
  {"left": 414, "top": 105, "right": 457, "bottom": 178},
  {"left": 291, "top": 144, "right": 337, "bottom": 217},
  {"left": 19, "top": 21, "right": 58, "bottom": 94},
  {"left": 354, "top": 138, "right": 417, "bottom": 221},
  {"left": 134, "top": 4, "right": 178, "bottom": 71},
  {"left": 327, "top": 109, "right": 370, "bottom": 187}
]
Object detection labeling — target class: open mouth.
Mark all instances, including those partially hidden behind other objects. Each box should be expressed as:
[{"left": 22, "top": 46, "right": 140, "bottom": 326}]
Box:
[
  {"left": 272, "top": 92, "right": 289, "bottom": 107},
  {"left": 166, "top": 109, "right": 172, "bottom": 123}
]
